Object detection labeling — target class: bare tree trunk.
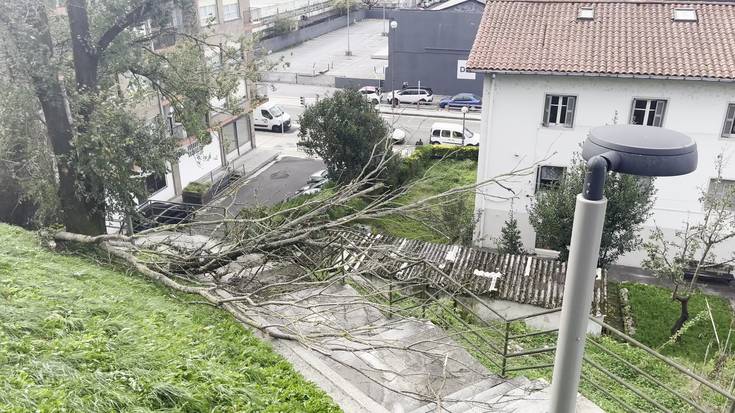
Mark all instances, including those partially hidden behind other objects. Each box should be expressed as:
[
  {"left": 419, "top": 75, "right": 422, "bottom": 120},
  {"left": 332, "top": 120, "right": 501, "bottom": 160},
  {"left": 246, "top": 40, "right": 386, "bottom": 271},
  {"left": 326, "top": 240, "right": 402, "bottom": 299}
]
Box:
[
  {"left": 672, "top": 295, "right": 690, "bottom": 336},
  {"left": 22, "top": 2, "right": 106, "bottom": 235}
]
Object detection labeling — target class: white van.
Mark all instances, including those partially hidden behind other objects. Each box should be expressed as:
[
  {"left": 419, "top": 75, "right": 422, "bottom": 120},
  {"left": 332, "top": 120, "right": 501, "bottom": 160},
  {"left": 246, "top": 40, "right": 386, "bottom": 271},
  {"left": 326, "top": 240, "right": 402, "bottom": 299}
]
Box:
[
  {"left": 429, "top": 122, "right": 480, "bottom": 146},
  {"left": 254, "top": 102, "right": 291, "bottom": 132}
]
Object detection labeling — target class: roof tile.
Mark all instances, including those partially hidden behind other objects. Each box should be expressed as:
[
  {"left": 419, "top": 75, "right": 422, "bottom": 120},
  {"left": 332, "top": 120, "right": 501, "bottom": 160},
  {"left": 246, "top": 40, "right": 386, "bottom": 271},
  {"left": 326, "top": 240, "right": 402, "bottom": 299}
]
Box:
[{"left": 467, "top": 1, "right": 735, "bottom": 80}]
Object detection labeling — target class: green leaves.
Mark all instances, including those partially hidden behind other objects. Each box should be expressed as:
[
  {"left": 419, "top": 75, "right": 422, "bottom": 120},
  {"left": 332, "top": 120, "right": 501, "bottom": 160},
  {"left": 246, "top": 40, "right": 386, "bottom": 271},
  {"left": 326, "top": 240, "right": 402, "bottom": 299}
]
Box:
[
  {"left": 528, "top": 154, "right": 656, "bottom": 267},
  {"left": 297, "top": 89, "right": 391, "bottom": 184}
]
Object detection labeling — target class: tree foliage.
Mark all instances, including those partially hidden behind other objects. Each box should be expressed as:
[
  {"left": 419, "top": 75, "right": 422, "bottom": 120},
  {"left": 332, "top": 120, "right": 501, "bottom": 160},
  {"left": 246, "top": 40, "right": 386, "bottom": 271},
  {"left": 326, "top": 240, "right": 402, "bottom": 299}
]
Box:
[
  {"left": 498, "top": 210, "right": 524, "bottom": 255},
  {"left": 643, "top": 155, "right": 735, "bottom": 334},
  {"left": 0, "top": 0, "right": 255, "bottom": 233},
  {"left": 528, "top": 154, "right": 656, "bottom": 268},
  {"left": 297, "top": 89, "right": 392, "bottom": 184}
]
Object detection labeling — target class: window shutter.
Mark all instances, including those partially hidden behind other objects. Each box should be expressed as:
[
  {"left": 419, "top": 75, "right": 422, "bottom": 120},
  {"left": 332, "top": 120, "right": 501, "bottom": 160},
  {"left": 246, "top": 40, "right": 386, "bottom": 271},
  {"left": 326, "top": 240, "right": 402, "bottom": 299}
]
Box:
[
  {"left": 542, "top": 95, "right": 551, "bottom": 126},
  {"left": 629, "top": 99, "right": 638, "bottom": 124},
  {"left": 564, "top": 96, "right": 576, "bottom": 128},
  {"left": 722, "top": 104, "right": 735, "bottom": 138},
  {"left": 653, "top": 100, "right": 666, "bottom": 127}
]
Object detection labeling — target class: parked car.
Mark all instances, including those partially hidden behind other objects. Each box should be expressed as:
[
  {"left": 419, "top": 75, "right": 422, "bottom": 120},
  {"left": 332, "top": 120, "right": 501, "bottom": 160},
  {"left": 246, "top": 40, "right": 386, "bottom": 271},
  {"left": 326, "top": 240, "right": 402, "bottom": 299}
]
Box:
[
  {"left": 439, "top": 93, "right": 482, "bottom": 110},
  {"left": 308, "top": 169, "right": 328, "bottom": 183},
  {"left": 385, "top": 87, "right": 434, "bottom": 105},
  {"left": 296, "top": 178, "right": 330, "bottom": 197},
  {"left": 429, "top": 122, "right": 480, "bottom": 146},
  {"left": 391, "top": 128, "right": 407, "bottom": 145},
  {"left": 358, "top": 86, "right": 383, "bottom": 105},
  {"left": 253, "top": 102, "right": 291, "bottom": 132}
]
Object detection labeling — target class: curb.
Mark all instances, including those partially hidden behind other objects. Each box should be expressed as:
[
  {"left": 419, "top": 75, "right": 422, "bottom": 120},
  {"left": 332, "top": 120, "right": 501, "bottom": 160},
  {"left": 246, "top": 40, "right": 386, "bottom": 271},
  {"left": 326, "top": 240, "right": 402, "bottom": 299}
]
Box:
[{"left": 378, "top": 106, "right": 482, "bottom": 121}]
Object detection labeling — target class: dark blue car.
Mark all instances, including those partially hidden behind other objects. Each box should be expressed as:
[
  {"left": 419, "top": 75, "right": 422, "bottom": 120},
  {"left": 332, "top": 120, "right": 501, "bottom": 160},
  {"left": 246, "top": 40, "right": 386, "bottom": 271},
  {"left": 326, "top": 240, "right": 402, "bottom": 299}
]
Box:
[{"left": 439, "top": 93, "right": 482, "bottom": 109}]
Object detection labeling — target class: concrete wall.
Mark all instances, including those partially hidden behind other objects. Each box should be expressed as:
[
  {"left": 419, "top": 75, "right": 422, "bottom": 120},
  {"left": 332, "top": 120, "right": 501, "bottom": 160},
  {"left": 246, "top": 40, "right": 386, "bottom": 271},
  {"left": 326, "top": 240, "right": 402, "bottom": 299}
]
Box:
[
  {"left": 385, "top": 9, "right": 483, "bottom": 96},
  {"left": 458, "top": 297, "right": 603, "bottom": 335},
  {"left": 258, "top": 9, "right": 367, "bottom": 53},
  {"left": 474, "top": 73, "right": 735, "bottom": 266}
]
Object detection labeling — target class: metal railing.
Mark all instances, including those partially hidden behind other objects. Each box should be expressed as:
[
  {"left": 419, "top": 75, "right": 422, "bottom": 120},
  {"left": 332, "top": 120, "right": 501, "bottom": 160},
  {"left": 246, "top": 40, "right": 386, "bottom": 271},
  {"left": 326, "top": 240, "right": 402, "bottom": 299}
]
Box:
[
  {"left": 371, "top": 273, "right": 735, "bottom": 412},
  {"left": 107, "top": 200, "right": 228, "bottom": 237}
]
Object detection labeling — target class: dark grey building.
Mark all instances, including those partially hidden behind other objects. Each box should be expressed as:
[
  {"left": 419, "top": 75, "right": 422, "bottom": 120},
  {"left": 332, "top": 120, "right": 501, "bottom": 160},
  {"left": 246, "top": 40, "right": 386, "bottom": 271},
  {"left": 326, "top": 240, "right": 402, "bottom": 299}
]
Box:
[{"left": 385, "top": 2, "right": 484, "bottom": 96}]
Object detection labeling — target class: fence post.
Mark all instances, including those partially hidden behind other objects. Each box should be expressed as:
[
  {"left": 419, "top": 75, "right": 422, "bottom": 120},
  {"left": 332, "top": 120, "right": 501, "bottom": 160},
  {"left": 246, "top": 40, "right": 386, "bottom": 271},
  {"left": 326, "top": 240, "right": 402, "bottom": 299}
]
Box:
[
  {"left": 388, "top": 282, "right": 394, "bottom": 318},
  {"left": 501, "top": 321, "right": 510, "bottom": 377},
  {"left": 422, "top": 283, "right": 428, "bottom": 318}
]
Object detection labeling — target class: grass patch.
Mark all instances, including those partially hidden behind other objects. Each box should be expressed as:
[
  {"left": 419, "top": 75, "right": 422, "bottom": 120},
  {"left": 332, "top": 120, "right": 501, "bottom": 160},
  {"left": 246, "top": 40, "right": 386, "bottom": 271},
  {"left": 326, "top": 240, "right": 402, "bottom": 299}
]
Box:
[
  {"left": 368, "top": 159, "right": 477, "bottom": 243},
  {"left": 0, "top": 224, "right": 340, "bottom": 413},
  {"left": 622, "top": 282, "right": 734, "bottom": 362}
]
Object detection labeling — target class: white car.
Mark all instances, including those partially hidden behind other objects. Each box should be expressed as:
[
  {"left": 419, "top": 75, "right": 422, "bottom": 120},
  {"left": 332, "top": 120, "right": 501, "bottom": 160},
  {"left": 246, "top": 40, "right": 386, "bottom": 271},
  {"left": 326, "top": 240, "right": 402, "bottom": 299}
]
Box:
[
  {"left": 429, "top": 122, "right": 480, "bottom": 146},
  {"left": 358, "top": 86, "right": 383, "bottom": 105},
  {"left": 308, "top": 169, "right": 328, "bottom": 183},
  {"left": 385, "top": 88, "right": 434, "bottom": 105},
  {"left": 391, "top": 128, "right": 406, "bottom": 145}
]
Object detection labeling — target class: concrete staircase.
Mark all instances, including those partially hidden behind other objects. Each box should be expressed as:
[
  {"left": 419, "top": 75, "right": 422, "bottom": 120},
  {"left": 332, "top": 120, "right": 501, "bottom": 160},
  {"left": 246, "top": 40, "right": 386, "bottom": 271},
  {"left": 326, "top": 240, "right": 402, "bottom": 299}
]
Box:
[{"left": 239, "top": 282, "right": 603, "bottom": 413}]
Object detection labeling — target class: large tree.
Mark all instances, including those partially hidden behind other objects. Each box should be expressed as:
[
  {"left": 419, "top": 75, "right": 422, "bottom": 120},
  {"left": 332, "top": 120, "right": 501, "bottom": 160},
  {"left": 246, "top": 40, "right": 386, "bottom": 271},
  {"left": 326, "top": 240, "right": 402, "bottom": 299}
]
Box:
[
  {"left": 297, "top": 89, "right": 393, "bottom": 184},
  {"left": 528, "top": 154, "right": 656, "bottom": 268},
  {"left": 0, "top": 0, "right": 253, "bottom": 234}
]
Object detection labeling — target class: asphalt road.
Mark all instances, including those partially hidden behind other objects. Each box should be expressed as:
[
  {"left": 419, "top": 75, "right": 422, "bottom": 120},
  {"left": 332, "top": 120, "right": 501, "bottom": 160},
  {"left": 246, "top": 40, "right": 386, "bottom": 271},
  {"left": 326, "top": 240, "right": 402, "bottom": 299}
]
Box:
[{"left": 211, "top": 156, "right": 325, "bottom": 216}]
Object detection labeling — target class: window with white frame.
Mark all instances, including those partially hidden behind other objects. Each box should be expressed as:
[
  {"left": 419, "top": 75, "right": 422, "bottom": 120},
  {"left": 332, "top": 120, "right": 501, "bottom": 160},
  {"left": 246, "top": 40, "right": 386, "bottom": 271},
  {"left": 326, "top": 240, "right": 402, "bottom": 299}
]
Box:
[
  {"left": 630, "top": 98, "right": 666, "bottom": 127},
  {"left": 535, "top": 165, "right": 566, "bottom": 193},
  {"left": 223, "top": 0, "right": 240, "bottom": 21},
  {"left": 722, "top": 104, "right": 735, "bottom": 138},
  {"left": 542, "top": 95, "right": 576, "bottom": 128},
  {"left": 198, "top": 0, "right": 217, "bottom": 26},
  {"left": 707, "top": 178, "right": 735, "bottom": 209}
]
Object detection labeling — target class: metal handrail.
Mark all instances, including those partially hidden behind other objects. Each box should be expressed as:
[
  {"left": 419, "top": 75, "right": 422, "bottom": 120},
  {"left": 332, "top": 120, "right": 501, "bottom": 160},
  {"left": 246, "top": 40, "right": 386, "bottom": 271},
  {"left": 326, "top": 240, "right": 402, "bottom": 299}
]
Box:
[
  {"left": 589, "top": 316, "right": 735, "bottom": 404},
  {"left": 376, "top": 271, "right": 735, "bottom": 412},
  {"left": 585, "top": 338, "right": 708, "bottom": 412},
  {"left": 583, "top": 355, "right": 673, "bottom": 413},
  {"left": 581, "top": 373, "right": 641, "bottom": 413}
]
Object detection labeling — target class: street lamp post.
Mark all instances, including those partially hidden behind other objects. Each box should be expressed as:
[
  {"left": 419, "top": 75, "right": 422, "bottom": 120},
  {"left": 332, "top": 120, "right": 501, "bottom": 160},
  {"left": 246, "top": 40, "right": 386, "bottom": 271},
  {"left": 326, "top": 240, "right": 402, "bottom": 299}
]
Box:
[
  {"left": 382, "top": 5, "right": 387, "bottom": 36},
  {"left": 549, "top": 124, "right": 698, "bottom": 412},
  {"left": 389, "top": 20, "right": 398, "bottom": 109},
  {"left": 345, "top": 5, "right": 352, "bottom": 56},
  {"left": 461, "top": 106, "right": 468, "bottom": 146}
]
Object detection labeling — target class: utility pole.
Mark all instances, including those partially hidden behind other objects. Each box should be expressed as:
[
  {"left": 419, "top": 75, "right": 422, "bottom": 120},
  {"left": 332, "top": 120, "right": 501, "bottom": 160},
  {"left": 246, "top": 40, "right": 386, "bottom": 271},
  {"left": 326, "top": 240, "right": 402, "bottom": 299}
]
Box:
[{"left": 345, "top": 4, "right": 352, "bottom": 56}]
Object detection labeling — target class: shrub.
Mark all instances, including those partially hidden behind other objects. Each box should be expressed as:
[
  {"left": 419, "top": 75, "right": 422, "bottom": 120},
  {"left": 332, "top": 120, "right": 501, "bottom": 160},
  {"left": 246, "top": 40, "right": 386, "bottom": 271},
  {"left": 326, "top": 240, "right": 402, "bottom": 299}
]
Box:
[
  {"left": 182, "top": 181, "right": 211, "bottom": 194},
  {"left": 397, "top": 145, "right": 479, "bottom": 184}
]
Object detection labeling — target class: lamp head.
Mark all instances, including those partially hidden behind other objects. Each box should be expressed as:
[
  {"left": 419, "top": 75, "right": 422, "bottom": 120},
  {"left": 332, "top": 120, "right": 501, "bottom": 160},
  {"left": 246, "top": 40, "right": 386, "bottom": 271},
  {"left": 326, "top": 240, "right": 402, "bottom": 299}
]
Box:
[{"left": 583, "top": 125, "right": 697, "bottom": 177}]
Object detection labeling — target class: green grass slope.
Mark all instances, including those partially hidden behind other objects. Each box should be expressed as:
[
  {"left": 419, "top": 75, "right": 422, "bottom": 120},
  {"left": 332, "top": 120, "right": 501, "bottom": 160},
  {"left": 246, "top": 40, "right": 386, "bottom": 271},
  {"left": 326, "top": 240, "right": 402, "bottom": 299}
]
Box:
[{"left": 0, "top": 224, "right": 340, "bottom": 413}]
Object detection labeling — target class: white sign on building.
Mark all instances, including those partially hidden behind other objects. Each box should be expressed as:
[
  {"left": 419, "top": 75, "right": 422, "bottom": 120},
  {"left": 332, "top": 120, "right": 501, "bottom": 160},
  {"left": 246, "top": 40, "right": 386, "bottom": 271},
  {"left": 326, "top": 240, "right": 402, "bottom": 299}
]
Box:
[{"left": 457, "top": 60, "right": 476, "bottom": 80}]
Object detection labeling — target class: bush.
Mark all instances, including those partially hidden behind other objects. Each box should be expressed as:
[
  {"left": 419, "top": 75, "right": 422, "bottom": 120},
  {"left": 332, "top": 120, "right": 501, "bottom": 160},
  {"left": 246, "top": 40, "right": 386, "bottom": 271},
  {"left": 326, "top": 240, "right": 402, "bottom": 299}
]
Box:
[
  {"left": 397, "top": 145, "right": 479, "bottom": 185},
  {"left": 182, "top": 181, "right": 211, "bottom": 194}
]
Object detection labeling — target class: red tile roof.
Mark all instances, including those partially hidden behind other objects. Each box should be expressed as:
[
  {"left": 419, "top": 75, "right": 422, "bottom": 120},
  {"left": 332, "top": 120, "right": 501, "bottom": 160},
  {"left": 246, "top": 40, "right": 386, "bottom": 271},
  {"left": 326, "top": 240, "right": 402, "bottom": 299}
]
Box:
[{"left": 467, "top": 1, "right": 735, "bottom": 80}]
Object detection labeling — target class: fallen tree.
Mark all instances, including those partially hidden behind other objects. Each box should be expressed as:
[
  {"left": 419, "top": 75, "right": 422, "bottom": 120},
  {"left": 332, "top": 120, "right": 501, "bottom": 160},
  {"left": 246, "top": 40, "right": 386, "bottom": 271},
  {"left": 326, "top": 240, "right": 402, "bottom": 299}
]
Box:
[{"left": 49, "top": 148, "right": 539, "bottom": 408}]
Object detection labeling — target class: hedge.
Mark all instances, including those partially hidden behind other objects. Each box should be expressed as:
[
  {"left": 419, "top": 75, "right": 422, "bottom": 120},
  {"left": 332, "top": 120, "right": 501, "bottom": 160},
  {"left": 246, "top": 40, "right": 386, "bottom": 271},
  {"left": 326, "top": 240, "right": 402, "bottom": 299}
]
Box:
[{"left": 398, "top": 145, "right": 479, "bottom": 184}]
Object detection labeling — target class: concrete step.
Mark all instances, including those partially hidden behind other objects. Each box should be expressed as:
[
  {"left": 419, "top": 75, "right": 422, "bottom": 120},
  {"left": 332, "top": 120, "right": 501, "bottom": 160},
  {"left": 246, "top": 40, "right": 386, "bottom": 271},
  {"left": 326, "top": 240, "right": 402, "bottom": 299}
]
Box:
[
  {"left": 447, "top": 379, "right": 523, "bottom": 413},
  {"left": 408, "top": 378, "right": 499, "bottom": 413}
]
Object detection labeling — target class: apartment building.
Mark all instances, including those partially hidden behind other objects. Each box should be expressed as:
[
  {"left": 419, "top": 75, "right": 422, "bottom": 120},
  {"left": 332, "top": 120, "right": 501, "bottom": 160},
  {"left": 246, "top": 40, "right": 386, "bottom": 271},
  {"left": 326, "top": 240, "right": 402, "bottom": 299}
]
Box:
[{"left": 467, "top": 0, "right": 735, "bottom": 266}]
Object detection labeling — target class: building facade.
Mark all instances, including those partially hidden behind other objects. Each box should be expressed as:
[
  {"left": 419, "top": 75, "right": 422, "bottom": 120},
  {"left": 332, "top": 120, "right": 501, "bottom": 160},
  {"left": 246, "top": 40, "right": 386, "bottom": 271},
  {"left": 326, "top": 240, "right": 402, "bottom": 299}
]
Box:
[
  {"left": 385, "top": 3, "right": 484, "bottom": 96},
  {"left": 467, "top": 0, "right": 735, "bottom": 266},
  {"left": 141, "top": 0, "right": 256, "bottom": 202}
]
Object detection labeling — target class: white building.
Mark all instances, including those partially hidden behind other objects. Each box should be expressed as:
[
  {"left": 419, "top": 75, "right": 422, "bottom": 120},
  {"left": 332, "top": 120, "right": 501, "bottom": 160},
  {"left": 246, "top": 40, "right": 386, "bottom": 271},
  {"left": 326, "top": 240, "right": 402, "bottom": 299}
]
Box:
[
  {"left": 134, "top": 0, "right": 256, "bottom": 203},
  {"left": 467, "top": 0, "right": 735, "bottom": 266}
]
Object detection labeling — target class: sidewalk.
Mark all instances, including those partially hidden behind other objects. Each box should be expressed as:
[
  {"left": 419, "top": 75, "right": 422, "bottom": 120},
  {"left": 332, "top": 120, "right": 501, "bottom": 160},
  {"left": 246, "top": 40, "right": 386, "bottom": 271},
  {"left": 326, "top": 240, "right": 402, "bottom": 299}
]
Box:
[
  {"left": 169, "top": 148, "right": 279, "bottom": 204},
  {"left": 377, "top": 104, "right": 482, "bottom": 121}
]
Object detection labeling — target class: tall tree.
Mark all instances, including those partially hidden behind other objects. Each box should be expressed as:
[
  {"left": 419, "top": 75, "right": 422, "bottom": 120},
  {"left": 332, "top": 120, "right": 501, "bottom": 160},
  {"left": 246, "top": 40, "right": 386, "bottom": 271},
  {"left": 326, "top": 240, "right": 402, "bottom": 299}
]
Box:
[
  {"left": 528, "top": 154, "right": 656, "bottom": 268},
  {"left": 298, "top": 89, "right": 392, "bottom": 184},
  {"left": 643, "top": 155, "right": 735, "bottom": 334},
  {"left": 1, "top": 0, "right": 253, "bottom": 234}
]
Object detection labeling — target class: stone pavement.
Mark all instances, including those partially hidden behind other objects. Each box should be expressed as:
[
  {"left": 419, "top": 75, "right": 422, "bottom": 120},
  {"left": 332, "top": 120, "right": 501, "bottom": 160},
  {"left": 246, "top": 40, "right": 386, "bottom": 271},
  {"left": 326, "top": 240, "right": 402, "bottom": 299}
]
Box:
[{"left": 266, "top": 19, "right": 387, "bottom": 79}]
